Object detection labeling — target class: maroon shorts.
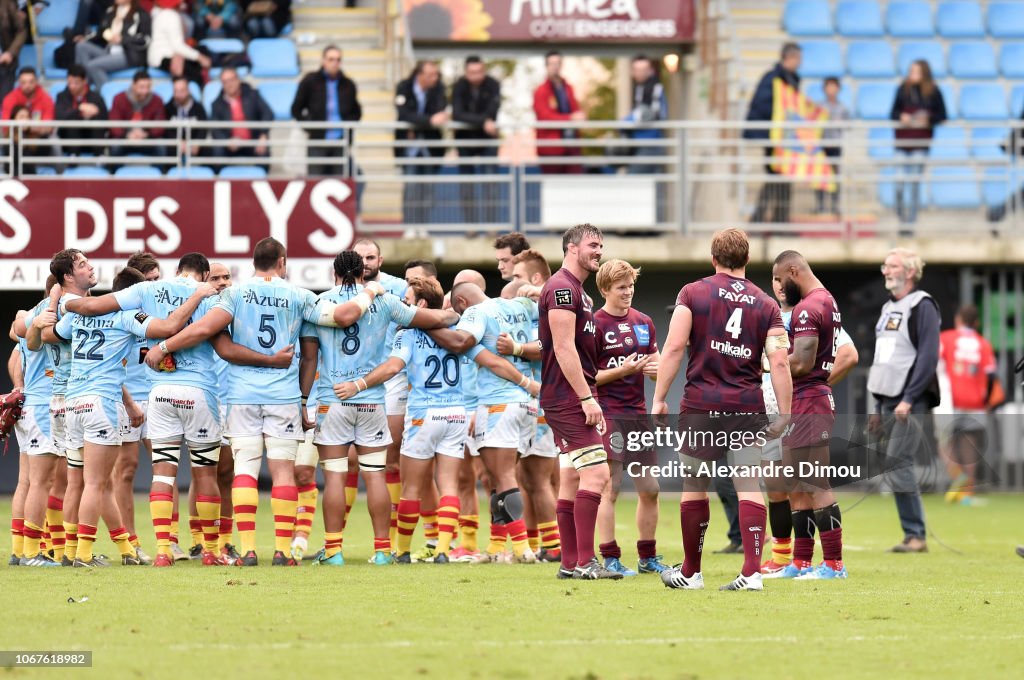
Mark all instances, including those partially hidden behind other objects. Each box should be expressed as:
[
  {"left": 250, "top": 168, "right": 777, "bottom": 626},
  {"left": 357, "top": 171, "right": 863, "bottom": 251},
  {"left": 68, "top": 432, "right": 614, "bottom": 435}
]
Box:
[
  {"left": 676, "top": 408, "right": 768, "bottom": 461},
  {"left": 784, "top": 394, "right": 836, "bottom": 449},
  {"left": 544, "top": 404, "right": 604, "bottom": 455},
  {"left": 602, "top": 413, "right": 657, "bottom": 465}
]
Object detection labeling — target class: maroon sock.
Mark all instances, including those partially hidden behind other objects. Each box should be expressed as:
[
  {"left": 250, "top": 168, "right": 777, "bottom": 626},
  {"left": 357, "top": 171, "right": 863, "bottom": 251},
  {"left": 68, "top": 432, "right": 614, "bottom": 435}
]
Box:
[
  {"left": 820, "top": 528, "right": 843, "bottom": 562},
  {"left": 573, "top": 490, "right": 602, "bottom": 567},
  {"left": 555, "top": 499, "right": 577, "bottom": 570},
  {"left": 738, "top": 500, "right": 767, "bottom": 577},
  {"left": 637, "top": 539, "right": 657, "bottom": 560},
  {"left": 680, "top": 499, "right": 710, "bottom": 577},
  {"left": 599, "top": 540, "right": 621, "bottom": 560}
]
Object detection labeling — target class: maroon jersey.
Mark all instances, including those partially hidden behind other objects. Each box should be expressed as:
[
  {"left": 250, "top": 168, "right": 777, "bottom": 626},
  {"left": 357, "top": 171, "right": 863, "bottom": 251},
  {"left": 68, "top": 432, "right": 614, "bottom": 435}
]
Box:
[
  {"left": 676, "top": 273, "right": 783, "bottom": 412},
  {"left": 789, "top": 287, "right": 841, "bottom": 399},
  {"left": 594, "top": 308, "right": 658, "bottom": 414},
  {"left": 539, "top": 267, "right": 598, "bottom": 410}
]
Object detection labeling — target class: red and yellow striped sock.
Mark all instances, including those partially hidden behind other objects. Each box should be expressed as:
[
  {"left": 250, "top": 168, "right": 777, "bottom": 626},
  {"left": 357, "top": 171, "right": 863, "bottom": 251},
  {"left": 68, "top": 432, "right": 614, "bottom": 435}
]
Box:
[
  {"left": 386, "top": 471, "right": 401, "bottom": 547},
  {"left": 169, "top": 511, "right": 180, "bottom": 546},
  {"left": 772, "top": 537, "right": 793, "bottom": 565},
  {"left": 129, "top": 533, "right": 140, "bottom": 548},
  {"left": 46, "top": 497, "right": 65, "bottom": 561},
  {"left": 507, "top": 518, "right": 530, "bottom": 557},
  {"left": 188, "top": 515, "right": 203, "bottom": 548},
  {"left": 109, "top": 526, "right": 135, "bottom": 558},
  {"left": 63, "top": 522, "right": 78, "bottom": 561},
  {"left": 218, "top": 516, "right": 233, "bottom": 552},
  {"left": 11, "top": 518, "right": 24, "bottom": 558},
  {"left": 77, "top": 523, "right": 97, "bottom": 563},
  {"left": 458, "top": 514, "right": 479, "bottom": 552},
  {"left": 150, "top": 493, "right": 174, "bottom": 557},
  {"left": 196, "top": 495, "right": 221, "bottom": 553},
  {"left": 22, "top": 520, "right": 43, "bottom": 558},
  {"left": 396, "top": 498, "right": 420, "bottom": 556},
  {"left": 271, "top": 485, "right": 298, "bottom": 554},
  {"left": 422, "top": 508, "right": 438, "bottom": 547},
  {"left": 232, "top": 475, "right": 259, "bottom": 554},
  {"left": 527, "top": 528, "right": 541, "bottom": 554},
  {"left": 39, "top": 535, "right": 48, "bottom": 554},
  {"left": 539, "top": 519, "right": 560, "bottom": 553},
  {"left": 324, "top": 531, "right": 343, "bottom": 558},
  {"left": 436, "top": 496, "right": 460, "bottom": 555},
  {"left": 343, "top": 470, "right": 358, "bottom": 530},
  {"left": 486, "top": 523, "right": 507, "bottom": 556},
  {"left": 296, "top": 483, "right": 318, "bottom": 538},
  {"left": 373, "top": 536, "right": 390, "bottom": 554}
]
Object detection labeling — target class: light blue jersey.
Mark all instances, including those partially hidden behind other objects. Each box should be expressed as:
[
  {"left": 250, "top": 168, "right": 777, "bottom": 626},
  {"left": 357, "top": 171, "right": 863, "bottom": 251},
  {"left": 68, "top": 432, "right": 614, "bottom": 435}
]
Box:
[
  {"left": 461, "top": 354, "right": 479, "bottom": 413},
  {"left": 305, "top": 284, "right": 416, "bottom": 405},
  {"left": 114, "top": 277, "right": 218, "bottom": 394},
  {"left": 782, "top": 310, "right": 792, "bottom": 333},
  {"left": 456, "top": 297, "right": 535, "bottom": 405},
  {"left": 124, "top": 336, "right": 151, "bottom": 401},
  {"left": 213, "top": 353, "right": 230, "bottom": 402},
  {"left": 50, "top": 293, "right": 80, "bottom": 397},
  {"left": 378, "top": 272, "right": 408, "bottom": 350},
  {"left": 214, "top": 276, "right": 326, "bottom": 405},
  {"left": 56, "top": 309, "right": 152, "bottom": 402},
  {"left": 392, "top": 328, "right": 464, "bottom": 409},
  {"left": 20, "top": 299, "right": 55, "bottom": 407}
]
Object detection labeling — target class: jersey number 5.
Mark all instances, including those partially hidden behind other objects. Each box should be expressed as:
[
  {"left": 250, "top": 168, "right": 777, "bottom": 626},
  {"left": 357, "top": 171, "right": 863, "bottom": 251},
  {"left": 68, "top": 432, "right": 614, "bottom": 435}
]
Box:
[{"left": 258, "top": 314, "right": 277, "bottom": 349}]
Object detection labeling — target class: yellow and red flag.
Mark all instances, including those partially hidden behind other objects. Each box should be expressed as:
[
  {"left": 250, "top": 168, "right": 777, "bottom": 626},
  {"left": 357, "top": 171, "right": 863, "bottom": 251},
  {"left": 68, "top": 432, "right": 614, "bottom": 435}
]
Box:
[{"left": 770, "top": 79, "right": 836, "bottom": 192}]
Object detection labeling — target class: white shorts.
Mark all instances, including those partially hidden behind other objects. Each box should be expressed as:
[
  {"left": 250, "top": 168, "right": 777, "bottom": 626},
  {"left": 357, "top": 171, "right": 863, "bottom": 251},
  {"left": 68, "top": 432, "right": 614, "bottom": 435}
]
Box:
[
  {"left": 384, "top": 373, "right": 409, "bottom": 416},
  {"left": 49, "top": 395, "right": 67, "bottom": 455},
  {"left": 15, "top": 404, "right": 60, "bottom": 456},
  {"left": 474, "top": 402, "right": 537, "bottom": 453},
  {"left": 148, "top": 386, "right": 221, "bottom": 444},
  {"left": 296, "top": 405, "right": 318, "bottom": 466},
  {"left": 121, "top": 400, "right": 148, "bottom": 443},
  {"left": 314, "top": 402, "right": 391, "bottom": 448},
  {"left": 65, "top": 395, "right": 126, "bottom": 448},
  {"left": 402, "top": 407, "right": 467, "bottom": 460},
  {"left": 464, "top": 407, "right": 479, "bottom": 457},
  {"left": 219, "top": 404, "right": 229, "bottom": 447},
  {"left": 225, "top": 402, "right": 303, "bottom": 440},
  {"left": 522, "top": 411, "right": 557, "bottom": 459}
]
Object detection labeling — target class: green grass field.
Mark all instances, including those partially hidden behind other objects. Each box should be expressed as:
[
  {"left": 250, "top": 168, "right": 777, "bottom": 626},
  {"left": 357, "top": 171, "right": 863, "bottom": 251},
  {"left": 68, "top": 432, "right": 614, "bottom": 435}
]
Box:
[{"left": 2, "top": 492, "right": 1023, "bottom": 679}]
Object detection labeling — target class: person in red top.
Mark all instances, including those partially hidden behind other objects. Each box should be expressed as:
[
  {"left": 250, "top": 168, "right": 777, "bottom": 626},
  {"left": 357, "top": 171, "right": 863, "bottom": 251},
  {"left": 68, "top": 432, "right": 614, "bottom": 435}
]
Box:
[
  {"left": 109, "top": 69, "right": 168, "bottom": 157},
  {"left": 772, "top": 250, "right": 847, "bottom": 581},
  {"left": 533, "top": 50, "right": 585, "bottom": 174},
  {"left": 654, "top": 228, "right": 792, "bottom": 592},
  {"left": 938, "top": 304, "right": 997, "bottom": 503},
  {"left": 2, "top": 67, "right": 55, "bottom": 129}
]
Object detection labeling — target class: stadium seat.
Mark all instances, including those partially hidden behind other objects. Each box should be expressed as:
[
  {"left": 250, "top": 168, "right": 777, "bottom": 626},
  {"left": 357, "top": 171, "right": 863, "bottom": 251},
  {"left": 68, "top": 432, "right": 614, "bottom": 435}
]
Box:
[
  {"left": 18, "top": 45, "right": 37, "bottom": 71},
  {"left": 948, "top": 42, "right": 997, "bottom": 79},
  {"left": 987, "top": 2, "right": 1024, "bottom": 39},
  {"left": 936, "top": 1, "right": 985, "bottom": 38},
  {"left": 847, "top": 41, "right": 896, "bottom": 78},
  {"left": 247, "top": 38, "right": 299, "bottom": 77},
  {"left": 999, "top": 44, "right": 1024, "bottom": 79},
  {"left": 886, "top": 1, "right": 934, "bottom": 37},
  {"left": 48, "top": 83, "right": 64, "bottom": 103},
  {"left": 1012, "top": 85, "right": 1024, "bottom": 117},
  {"left": 257, "top": 80, "right": 298, "bottom": 120},
  {"left": 42, "top": 42, "right": 66, "bottom": 80},
  {"left": 970, "top": 127, "right": 1009, "bottom": 159},
  {"left": 867, "top": 127, "right": 895, "bottom": 159},
  {"left": 939, "top": 83, "right": 959, "bottom": 120},
  {"left": 114, "top": 166, "right": 164, "bottom": 178},
  {"left": 959, "top": 84, "right": 1009, "bottom": 120},
  {"left": 783, "top": 1, "right": 833, "bottom": 36},
  {"left": 202, "top": 81, "right": 224, "bottom": 110},
  {"left": 36, "top": 0, "right": 79, "bottom": 36},
  {"left": 802, "top": 81, "right": 855, "bottom": 110},
  {"left": 200, "top": 38, "right": 246, "bottom": 55},
  {"left": 153, "top": 80, "right": 202, "bottom": 106},
  {"left": 797, "top": 42, "right": 844, "bottom": 79},
  {"left": 63, "top": 166, "right": 111, "bottom": 178},
  {"left": 897, "top": 42, "right": 947, "bottom": 78},
  {"left": 836, "top": 1, "right": 884, "bottom": 37},
  {"left": 100, "top": 81, "right": 132, "bottom": 110},
  {"left": 857, "top": 82, "right": 898, "bottom": 119},
  {"left": 981, "top": 167, "right": 1014, "bottom": 207},
  {"left": 219, "top": 165, "right": 268, "bottom": 179},
  {"left": 166, "top": 166, "right": 216, "bottom": 179},
  {"left": 929, "top": 126, "right": 969, "bottom": 159},
  {"left": 929, "top": 166, "right": 980, "bottom": 209}
]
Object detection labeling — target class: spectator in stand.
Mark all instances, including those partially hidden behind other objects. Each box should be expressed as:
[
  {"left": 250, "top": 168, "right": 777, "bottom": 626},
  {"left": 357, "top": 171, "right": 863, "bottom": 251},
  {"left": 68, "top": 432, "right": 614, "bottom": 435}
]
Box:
[
  {"left": 210, "top": 66, "right": 272, "bottom": 167},
  {"left": 815, "top": 76, "right": 850, "bottom": 216},
  {"left": 7, "top": 105, "right": 43, "bottom": 174},
  {"left": 394, "top": 60, "right": 447, "bottom": 224},
  {"left": 533, "top": 50, "right": 584, "bottom": 174},
  {"left": 452, "top": 54, "right": 501, "bottom": 224},
  {"left": 0, "top": 0, "right": 27, "bottom": 103},
  {"left": 291, "top": 44, "right": 361, "bottom": 177},
  {"left": 150, "top": 0, "right": 212, "bottom": 86},
  {"left": 241, "top": 0, "right": 291, "bottom": 38},
  {"left": 891, "top": 59, "right": 946, "bottom": 230},
  {"left": 625, "top": 54, "right": 666, "bottom": 174},
  {"left": 75, "top": 0, "right": 152, "bottom": 89},
  {"left": 73, "top": 0, "right": 117, "bottom": 37},
  {"left": 194, "top": 0, "right": 242, "bottom": 40},
  {"left": 2, "top": 67, "right": 55, "bottom": 131},
  {"left": 744, "top": 42, "right": 801, "bottom": 224},
  {"left": 165, "top": 75, "right": 206, "bottom": 159},
  {"left": 109, "top": 69, "right": 167, "bottom": 157},
  {"left": 55, "top": 64, "right": 109, "bottom": 157}
]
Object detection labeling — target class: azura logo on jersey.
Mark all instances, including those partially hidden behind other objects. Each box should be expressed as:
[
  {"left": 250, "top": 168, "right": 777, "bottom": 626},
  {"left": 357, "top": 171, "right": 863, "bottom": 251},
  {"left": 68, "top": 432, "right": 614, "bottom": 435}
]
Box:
[
  {"left": 154, "top": 289, "right": 187, "bottom": 307},
  {"left": 710, "top": 339, "right": 752, "bottom": 358},
  {"left": 241, "top": 290, "right": 290, "bottom": 308}
]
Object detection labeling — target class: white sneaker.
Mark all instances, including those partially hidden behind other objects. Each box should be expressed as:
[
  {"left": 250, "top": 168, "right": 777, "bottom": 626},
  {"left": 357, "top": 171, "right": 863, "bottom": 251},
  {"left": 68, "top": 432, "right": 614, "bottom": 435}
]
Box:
[
  {"left": 170, "top": 543, "right": 189, "bottom": 562},
  {"left": 515, "top": 547, "right": 537, "bottom": 564},
  {"left": 719, "top": 572, "right": 764, "bottom": 591},
  {"left": 661, "top": 566, "right": 704, "bottom": 590},
  {"left": 134, "top": 546, "right": 153, "bottom": 565}
]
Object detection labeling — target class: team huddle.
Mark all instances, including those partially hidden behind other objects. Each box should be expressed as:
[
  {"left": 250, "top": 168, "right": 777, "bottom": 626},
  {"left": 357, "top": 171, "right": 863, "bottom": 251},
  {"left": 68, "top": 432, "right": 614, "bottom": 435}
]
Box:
[{"left": 6, "top": 225, "right": 856, "bottom": 588}]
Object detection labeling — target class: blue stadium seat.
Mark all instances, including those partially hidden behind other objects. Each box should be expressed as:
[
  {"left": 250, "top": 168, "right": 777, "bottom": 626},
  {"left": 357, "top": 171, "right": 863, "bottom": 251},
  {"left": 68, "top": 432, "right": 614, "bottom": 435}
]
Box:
[
  {"left": 18, "top": 45, "right": 37, "bottom": 71},
  {"left": 153, "top": 80, "right": 202, "bottom": 107},
  {"left": 847, "top": 41, "right": 896, "bottom": 78},
  {"left": 887, "top": 1, "right": 934, "bottom": 37},
  {"left": 114, "top": 166, "right": 164, "bottom": 178},
  {"left": 200, "top": 38, "right": 246, "bottom": 54},
  {"left": 898, "top": 42, "right": 946, "bottom": 78},
  {"left": 798, "top": 42, "right": 844, "bottom": 79},
  {"left": 247, "top": 38, "right": 299, "bottom": 77},
  {"left": 783, "top": 1, "right": 834, "bottom": 36},
  {"left": 42, "top": 42, "right": 67, "bottom": 80},
  {"left": 36, "top": 0, "right": 79, "bottom": 37},
  {"left": 867, "top": 127, "right": 895, "bottom": 159},
  {"left": 987, "top": 2, "right": 1024, "bottom": 39},
  {"left": 219, "top": 165, "right": 268, "bottom": 179},
  {"left": 257, "top": 80, "right": 298, "bottom": 120},
  {"left": 929, "top": 126, "right": 969, "bottom": 159},
  {"left": 939, "top": 83, "right": 959, "bottom": 120},
  {"left": 857, "top": 82, "right": 898, "bottom": 119},
  {"left": 167, "top": 166, "right": 216, "bottom": 179},
  {"left": 936, "top": 1, "right": 985, "bottom": 38},
  {"left": 803, "top": 80, "right": 855, "bottom": 110},
  {"left": 48, "top": 83, "right": 64, "bottom": 102},
  {"left": 202, "top": 81, "right": 223, "bottom": 110},
  {"left": 929, "top": 166, "right": 980, "bottom": 209},
  {"left": 948, "top": 42, "right": 997, "bottom": 79},
  {"left": 982, "top": 167, "right": 1014, "bottom": 208},
  {"left": 836, "top": 1, "right": 884, "bottom": 37},
  {"left": 100, "top": 81, "right": 131, "bottom": 110},
  {"left": 999, "top": 44, "right": 1024, "bottom": 79},
  {"left": 1012, "top": 85, "right": 1024, "bottom": 117},
  {"left": 971, "top": 127, "right": 1009, "bottom": 159},
  {"left": 959, "top": 84, "right": 1008, "bottom": 120},
  {"left": 63, "top": 166, "right": 111, "bottom": 178}
]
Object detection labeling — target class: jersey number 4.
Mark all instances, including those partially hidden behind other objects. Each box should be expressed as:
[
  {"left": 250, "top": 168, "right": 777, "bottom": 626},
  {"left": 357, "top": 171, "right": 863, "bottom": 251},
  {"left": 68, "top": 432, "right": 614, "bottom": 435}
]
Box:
[{"left": 725, "top": 308, "right": 743, "bottom": 339}]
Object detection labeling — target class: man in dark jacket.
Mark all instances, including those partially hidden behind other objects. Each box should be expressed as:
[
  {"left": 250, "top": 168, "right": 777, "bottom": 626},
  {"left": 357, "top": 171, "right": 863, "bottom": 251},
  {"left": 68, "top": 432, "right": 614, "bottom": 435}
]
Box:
[
  {"left": 0, "top": 0, "right": 26, "bottom": 102},
  {"left": 210, "top": 67, "right": 273, "bottom": 167},
  {"left": 291, "top": 45, "right": 362, "bottom": 177},
  {"left": 55, "top": 64, "right": 109, "bottom": 157},
  {"left": 744, "top": 42, "right": 801, "bottom": 224},
  {"left": 75, "top": 0, "right": 152, "bottom": 89},
  {"left": 451, "top": 55, "right": 500, "bottom": 224},
  {"left": 164, "top": 76, "right": 207, "bottom": 160},
  {"left": 394, "top": 60, "right": 447, "bottom": 224}
]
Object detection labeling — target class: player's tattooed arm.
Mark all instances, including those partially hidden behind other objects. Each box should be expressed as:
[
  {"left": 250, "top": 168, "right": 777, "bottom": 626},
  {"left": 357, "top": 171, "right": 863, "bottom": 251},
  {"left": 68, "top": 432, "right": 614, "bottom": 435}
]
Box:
[
  {"left": 789, "top": 335, "right": 818, "bottom": 378},
  {"left": 64, "top": 294, "right": 121, "bottom": 316},
  {"left": 652, "top": 306, "right": 692, "bottom": 414},
  {"left": 334, "top": 357, "right": 405, "bottom": 401},
  {"left": 828, "top": 342, "right": 858, "bottom": 386},
  {"left": 144, "top": 283, "right": 219, "bottom": 339},
  {"left": 473, "top": 348, "right": 539, "bottom": 398},
  {"left": 210, "top": 331, "right": 295, "bottom": 369},
  {"left": 496, "top": 332, "right": 541, "bottom": 361},
  {"left": 426, "top": 327, "right": 476, "bottom": 354}
]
